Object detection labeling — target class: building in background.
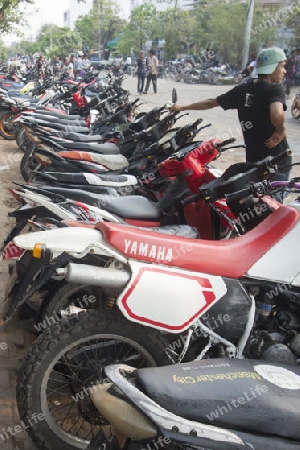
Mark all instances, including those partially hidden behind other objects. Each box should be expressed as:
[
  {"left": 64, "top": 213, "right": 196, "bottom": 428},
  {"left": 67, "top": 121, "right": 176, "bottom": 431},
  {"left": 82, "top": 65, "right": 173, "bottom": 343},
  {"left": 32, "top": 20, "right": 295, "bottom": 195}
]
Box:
[{"left": 63, "top": 0, "right": 94, "bottom": 29}]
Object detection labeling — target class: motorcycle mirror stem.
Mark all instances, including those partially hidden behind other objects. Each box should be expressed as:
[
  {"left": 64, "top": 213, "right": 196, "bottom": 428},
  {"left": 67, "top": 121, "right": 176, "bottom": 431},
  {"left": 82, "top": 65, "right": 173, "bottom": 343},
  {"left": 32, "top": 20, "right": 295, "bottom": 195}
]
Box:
[{"left": 172, "top": 87, "right": 178, "bottom": 103}]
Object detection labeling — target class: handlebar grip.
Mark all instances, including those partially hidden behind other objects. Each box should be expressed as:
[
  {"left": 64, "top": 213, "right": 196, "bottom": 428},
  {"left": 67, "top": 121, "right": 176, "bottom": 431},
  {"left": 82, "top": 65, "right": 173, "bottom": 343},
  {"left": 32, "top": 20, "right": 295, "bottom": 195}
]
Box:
[
  {"left": 225, "top": 188, "right": 252, "bottom": 204},
  {"left": 268, "top": 149, "right": 292, "bottom": 168},
  {"left": 181, "top": 192, "right": 203, "bottom": 206},
  {"left": 215, "top": 138, "right": 236, "bottom": 149}
]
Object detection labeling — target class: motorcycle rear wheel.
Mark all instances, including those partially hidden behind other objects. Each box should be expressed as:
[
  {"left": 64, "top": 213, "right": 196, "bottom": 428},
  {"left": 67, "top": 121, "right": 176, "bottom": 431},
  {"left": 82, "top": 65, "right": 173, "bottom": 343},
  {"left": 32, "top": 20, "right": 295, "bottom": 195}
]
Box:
[
  {"left": 291, "top": 96, "right": 300, "bottom": 119},
  {"left": 17, "top": 309, "right": 171, "bottom": 450},
  {"left": 20, "top": 146, "right": 39, "bottom": 181},
  {"left": 0, "top": 110, "right": 16, "bottom": 139},
  {"left": 38, "top": 281, "right": 108, "bottom": 330}
]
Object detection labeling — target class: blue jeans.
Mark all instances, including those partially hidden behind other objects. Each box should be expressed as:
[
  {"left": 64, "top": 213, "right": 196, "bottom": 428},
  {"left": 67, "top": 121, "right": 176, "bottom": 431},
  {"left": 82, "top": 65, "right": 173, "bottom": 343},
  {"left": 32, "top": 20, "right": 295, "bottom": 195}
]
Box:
[{"left": 137, "top": 74, "right": 146, "bottom": 93}]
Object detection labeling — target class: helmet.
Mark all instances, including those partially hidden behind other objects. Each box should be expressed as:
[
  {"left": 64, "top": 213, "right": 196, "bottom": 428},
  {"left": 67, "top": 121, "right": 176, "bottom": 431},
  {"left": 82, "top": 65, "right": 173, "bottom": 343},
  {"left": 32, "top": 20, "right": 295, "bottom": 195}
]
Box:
[{"left": 78, "top": 51, "right": 83, "bottom": 57}]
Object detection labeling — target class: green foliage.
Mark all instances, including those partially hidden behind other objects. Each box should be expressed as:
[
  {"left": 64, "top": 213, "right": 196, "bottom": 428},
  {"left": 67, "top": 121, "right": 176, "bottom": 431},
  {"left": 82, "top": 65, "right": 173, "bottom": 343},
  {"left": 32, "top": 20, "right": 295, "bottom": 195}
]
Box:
[
  {"left": 191, "top": 0, "right": 275, "bottom": 65},
  {"left": 74, "top": 0, "right": 126, "bottom": 53},
  {"left": 0, "top": 0, "right": 34, "bottom": 35},
  {"left": 285, "top": 9, "right": 300, "bottom": 48},
  {"left": 118, "top": 2, "right": 158, "bottom": 53}
]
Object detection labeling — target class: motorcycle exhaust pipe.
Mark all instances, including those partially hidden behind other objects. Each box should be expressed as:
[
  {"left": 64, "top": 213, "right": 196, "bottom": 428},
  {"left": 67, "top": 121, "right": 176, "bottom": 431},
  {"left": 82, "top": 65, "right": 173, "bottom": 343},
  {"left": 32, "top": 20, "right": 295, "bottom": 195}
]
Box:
[{"left": 64, "top": 263, "right": 130, "bottom": 288}]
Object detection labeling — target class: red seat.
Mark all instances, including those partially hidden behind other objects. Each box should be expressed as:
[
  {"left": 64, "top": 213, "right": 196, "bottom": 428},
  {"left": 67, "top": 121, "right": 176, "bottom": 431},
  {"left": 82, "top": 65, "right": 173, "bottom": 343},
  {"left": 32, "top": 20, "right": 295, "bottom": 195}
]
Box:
[{"left": 96, "top": 205, "right": 298, "bottom": 278}]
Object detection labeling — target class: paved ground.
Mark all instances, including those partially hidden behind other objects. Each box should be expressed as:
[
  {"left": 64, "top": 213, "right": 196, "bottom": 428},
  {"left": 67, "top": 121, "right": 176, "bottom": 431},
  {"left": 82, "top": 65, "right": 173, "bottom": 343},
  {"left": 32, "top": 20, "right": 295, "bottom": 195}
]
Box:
[{"left": 0, "top": 76, "right": 298, "bottom": 449}]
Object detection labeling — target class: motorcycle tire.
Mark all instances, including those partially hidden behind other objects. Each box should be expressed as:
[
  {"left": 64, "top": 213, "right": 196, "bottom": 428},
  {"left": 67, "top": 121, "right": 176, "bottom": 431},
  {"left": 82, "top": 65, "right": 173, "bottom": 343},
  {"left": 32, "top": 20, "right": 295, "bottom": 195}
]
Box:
[
  {"left": 15, "top": 126, "right": 30, "bottom": 152},
  {"left": 20, "top": 147, "right": 39, "bottom": 181},
  {"left": 37, "top": 280, "right": 110, "bottom": 329},
  {"left": 17, "top": 309, "right": 170, "bottom": 450},
  {"left": 0, "top": 110, "right": 16, "bottom": 140},
  {"left": 187, "top": 73, "right": 196, "bottom": 84},
  {"left": 291, "top": 96, "right": 300, "bottom": 119},
  {"left": 212, "top": 74, "right": 224, "bottom": 85}
]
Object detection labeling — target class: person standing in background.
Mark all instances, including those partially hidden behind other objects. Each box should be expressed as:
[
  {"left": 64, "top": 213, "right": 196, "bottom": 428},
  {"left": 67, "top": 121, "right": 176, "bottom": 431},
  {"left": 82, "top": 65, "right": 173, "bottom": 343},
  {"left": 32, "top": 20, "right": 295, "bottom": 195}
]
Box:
[
  {"left": 136, "top": 51, "right": 147, "bottom": 94},
  {"left": 285, "top": 50, "right": 297, "bottom": 99},
  {"left": 74, "top": 51, "right": 84, "bottom": 79},
  {"left": 143, "top": 49, "right": 159, "bottom": 94},
  {"left": 64, "top": 56, "right": 74, "bottom": 80}
]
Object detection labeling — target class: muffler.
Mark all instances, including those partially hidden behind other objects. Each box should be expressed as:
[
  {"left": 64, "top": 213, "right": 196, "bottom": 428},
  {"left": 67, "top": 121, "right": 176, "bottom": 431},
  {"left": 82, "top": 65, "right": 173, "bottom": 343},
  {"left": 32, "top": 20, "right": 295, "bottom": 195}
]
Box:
[{"left": 65, "top": 263, "right": 130, "bottom": 288}]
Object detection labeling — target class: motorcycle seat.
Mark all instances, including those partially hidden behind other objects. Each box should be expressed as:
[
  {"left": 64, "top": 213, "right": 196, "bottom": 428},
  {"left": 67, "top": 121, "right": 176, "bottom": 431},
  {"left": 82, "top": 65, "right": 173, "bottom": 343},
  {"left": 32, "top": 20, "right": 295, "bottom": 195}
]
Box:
[
  {"left": 30, "top": 120, "right": 89, "bottom": 133},
  {"left": 34, "top": 172, "right": 137, "bottom": 187},
  {"left": 56, "top": 151, "right": 128, "bottom": 171},
  {"left": 56, "top": 141, "right": 119, "bottom": 154},
  {"left": 35, "top": 109, "right": 80, "bottom": 119},
  {"left": 22, "top": 110, "right": 81, "bottom": 121},
  {"left": 135, "top": 358, "right": 300, "bottom": 440},
  {"left": 22, "top": 114, "right": 86, "bottom": 126},
  {"left": 31, "top": 186, "right": 124, "bottom": 202},
  {"left": 56, "top": 132, "right": 103, "bottom": 142},
  {"left": 97, "top": 195, "right": 162, "bottom": 220},
  {"left": 97, "top": 206, "right": 298, "bottom": 278}
]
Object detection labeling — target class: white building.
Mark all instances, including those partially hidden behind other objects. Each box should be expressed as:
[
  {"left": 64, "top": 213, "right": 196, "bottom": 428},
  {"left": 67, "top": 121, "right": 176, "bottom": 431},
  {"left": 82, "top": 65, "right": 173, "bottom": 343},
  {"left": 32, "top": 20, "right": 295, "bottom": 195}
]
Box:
[{"left": 63, "top": 0, "right": 94, "bottom": 29}]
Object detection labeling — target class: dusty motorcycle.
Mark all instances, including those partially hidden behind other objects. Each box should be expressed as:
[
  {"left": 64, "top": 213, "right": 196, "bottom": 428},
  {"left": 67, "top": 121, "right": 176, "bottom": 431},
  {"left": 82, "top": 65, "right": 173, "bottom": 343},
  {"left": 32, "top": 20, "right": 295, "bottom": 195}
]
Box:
[
  {"left": 13, "top": 150, "right": 300, "bottom": 450},
  {"left": 87, "top": 359, "right": 300, "bottom": 450}
]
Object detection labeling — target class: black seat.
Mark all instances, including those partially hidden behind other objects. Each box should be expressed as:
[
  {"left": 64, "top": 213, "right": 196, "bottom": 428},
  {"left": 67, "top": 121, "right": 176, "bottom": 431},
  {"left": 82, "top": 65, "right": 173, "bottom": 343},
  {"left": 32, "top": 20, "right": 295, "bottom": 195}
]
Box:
[
  {"left": 136, "top": 358, "right": 300, "bottom": 440},
  {"left": 35, "top": 172, "right": 136, "bottom": 186},
  {"left": 56, "top": 141, "right": 119, "bottom": 154},
  {"left": 57, "top": 132, "right": 103, "bottom": 142},
  {"left": 23, "top": 113, "right": 86, "bottom": 126},
  {"left": 31, "top": 119, "right": 89, "bottom": 133},
  {"left": 35, "top": 109, "right": 81, "bottom": 120},
  {"left": 98, "top": 195, "right": 161, "bottom": 220}
]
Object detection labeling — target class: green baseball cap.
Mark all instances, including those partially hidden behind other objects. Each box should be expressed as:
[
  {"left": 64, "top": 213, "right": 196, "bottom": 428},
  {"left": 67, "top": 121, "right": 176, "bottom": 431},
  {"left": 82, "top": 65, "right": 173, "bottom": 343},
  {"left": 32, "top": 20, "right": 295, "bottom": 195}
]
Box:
[{"left": 256, "top": 47, "right": 286, "bottom": 75}]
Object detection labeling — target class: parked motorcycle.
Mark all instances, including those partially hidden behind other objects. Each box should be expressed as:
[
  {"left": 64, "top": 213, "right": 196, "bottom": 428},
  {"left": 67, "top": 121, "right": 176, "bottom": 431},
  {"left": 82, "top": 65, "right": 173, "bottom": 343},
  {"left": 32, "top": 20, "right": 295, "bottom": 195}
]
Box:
[
  {"left": 13, "top": 151, "right": 300, "bottom": 449},
  {"left": 86, "top": 358, "right": 300, "bottom": 450}
]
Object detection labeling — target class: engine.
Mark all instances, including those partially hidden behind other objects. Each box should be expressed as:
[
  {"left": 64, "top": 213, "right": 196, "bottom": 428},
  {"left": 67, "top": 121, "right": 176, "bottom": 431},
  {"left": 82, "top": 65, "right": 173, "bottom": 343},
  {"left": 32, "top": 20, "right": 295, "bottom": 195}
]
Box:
[{"left": 246, "top": 299, "right": 300, "bottom": 363}]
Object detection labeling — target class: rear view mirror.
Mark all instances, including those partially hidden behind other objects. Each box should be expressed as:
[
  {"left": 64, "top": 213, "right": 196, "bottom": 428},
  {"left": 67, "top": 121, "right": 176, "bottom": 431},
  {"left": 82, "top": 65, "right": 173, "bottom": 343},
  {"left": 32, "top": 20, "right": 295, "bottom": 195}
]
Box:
[{"left": 172, "top": 88, "right": 177, "bottom": 104}]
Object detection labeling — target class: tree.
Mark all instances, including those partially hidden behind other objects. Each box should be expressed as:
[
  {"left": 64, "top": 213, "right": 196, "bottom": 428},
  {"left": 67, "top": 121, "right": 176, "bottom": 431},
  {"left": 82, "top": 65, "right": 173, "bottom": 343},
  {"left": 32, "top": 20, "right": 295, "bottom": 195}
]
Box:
[
  {"left": 0, "top": 0, "right": 34, "bottom": 35},
  {"left": 159, "top": 8, "right": 195, "bottom": 60},
  {"left": 74, "top": 0, "right": 126, "bottom": 54},
  {"left": 191, "top": 0, "right": 275, "bottom": 66},
  {"left": 118, "top": 2, "right": 157, "bottom": 54}
]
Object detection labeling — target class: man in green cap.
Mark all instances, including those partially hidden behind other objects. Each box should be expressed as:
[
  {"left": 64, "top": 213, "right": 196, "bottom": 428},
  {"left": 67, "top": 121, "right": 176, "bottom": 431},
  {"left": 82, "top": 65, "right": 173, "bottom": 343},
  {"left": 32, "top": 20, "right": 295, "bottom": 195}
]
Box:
[{"left": 171, "top": 47, "right": 291, "bottom": 181}]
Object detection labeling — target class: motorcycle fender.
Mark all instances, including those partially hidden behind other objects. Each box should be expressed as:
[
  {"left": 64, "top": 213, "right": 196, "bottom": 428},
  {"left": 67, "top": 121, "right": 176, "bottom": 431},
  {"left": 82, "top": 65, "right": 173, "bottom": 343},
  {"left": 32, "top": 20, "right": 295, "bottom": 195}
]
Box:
[
  {"left": 13, "top": 228, "right": 103, "bottom": 257},
  {"left": 2, "top": 252, "right": 71, "bottom": 322},
  {"left": 117, "top": 260, "right": 227, "bottom": 333}
]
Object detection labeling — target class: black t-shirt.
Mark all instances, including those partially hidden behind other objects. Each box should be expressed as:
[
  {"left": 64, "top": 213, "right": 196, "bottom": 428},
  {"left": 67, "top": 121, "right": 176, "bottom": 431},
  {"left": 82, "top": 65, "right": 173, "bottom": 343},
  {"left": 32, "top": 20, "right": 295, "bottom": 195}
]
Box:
[{"left": 217, "top": 81, "right": 290, "bottom": 164}]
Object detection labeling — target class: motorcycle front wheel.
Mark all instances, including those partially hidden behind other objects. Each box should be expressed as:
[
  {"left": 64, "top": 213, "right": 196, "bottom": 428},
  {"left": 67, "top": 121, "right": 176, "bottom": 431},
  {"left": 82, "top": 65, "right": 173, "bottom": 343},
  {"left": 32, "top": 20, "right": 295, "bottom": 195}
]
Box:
[
  {"left": 17, "top": 309, "right": 171, "bottom": 450},
  {"left": 0, "top": 110, "right": 16, "bottom": 139}
]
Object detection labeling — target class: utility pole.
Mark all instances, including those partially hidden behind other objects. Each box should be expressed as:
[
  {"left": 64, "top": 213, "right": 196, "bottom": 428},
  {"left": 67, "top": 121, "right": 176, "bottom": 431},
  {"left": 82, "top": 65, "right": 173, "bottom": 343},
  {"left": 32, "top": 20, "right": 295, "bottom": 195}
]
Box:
[
  {"left": 98, "top": 0, "right": 101, "bottom": 60},
  {"left": 241, "top": 0, "right": 255, "bottom": 70}
]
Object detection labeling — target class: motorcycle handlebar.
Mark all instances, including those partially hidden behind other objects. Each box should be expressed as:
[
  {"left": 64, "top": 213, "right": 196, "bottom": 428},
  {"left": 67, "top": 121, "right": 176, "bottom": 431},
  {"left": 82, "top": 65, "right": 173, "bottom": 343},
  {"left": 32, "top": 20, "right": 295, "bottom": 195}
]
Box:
[{"left": 182, "top": 150, "right": 293, "bottom": 206}]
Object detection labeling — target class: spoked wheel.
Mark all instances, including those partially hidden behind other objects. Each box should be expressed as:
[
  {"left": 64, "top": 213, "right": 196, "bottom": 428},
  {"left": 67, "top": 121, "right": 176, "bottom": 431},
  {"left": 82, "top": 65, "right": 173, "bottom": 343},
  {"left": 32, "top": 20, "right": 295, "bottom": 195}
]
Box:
[
  {"left": 38, "top": 280, "right": 109, "bottom": 330},
  {"left": 0, "top": 110, "right": 16, "bottom": 140},
  {"left": 17, "top": 310, "right": 170, "bottom": 450}
]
